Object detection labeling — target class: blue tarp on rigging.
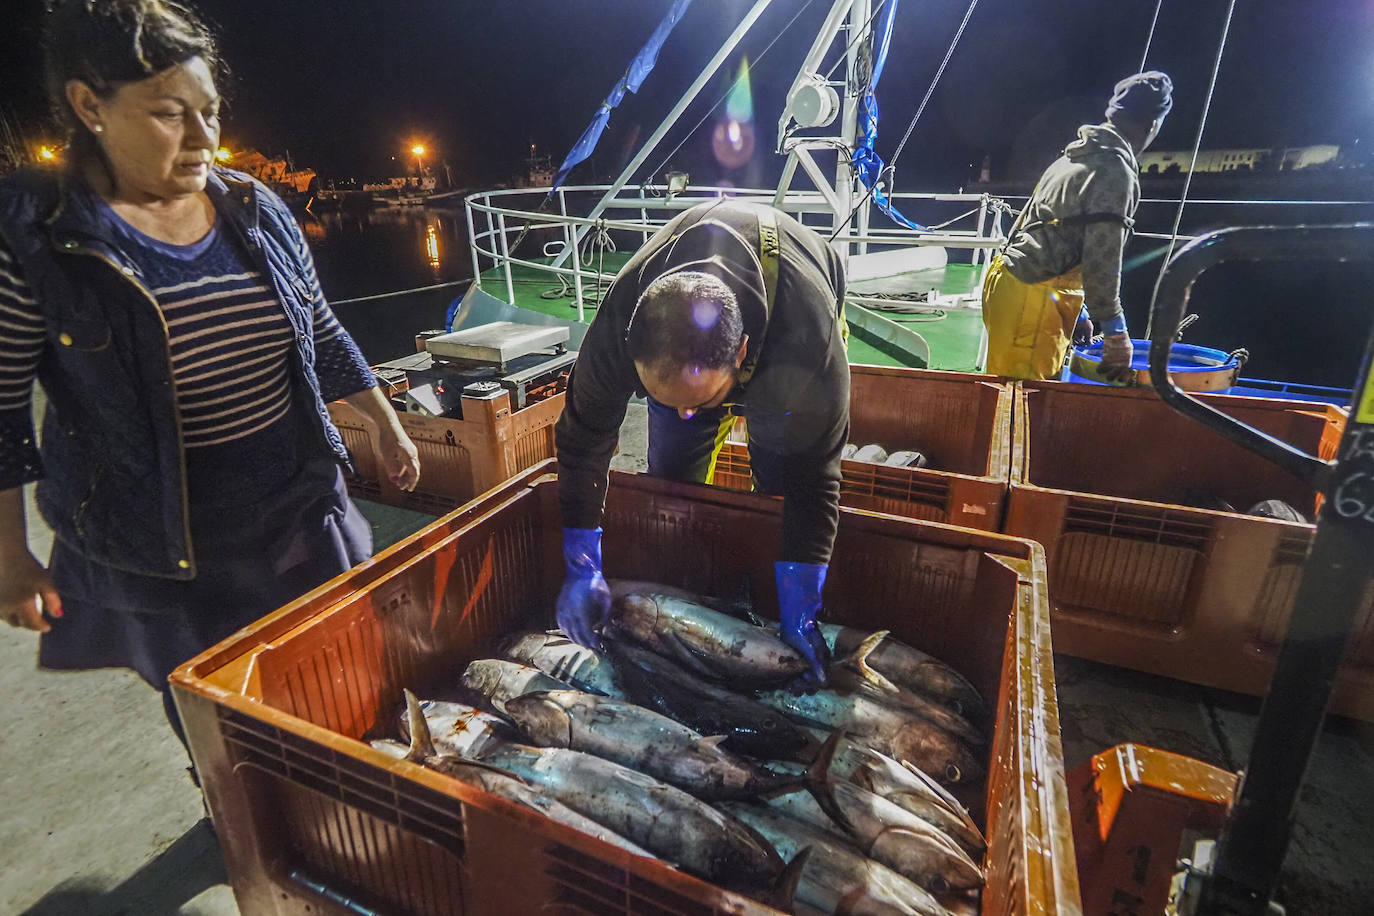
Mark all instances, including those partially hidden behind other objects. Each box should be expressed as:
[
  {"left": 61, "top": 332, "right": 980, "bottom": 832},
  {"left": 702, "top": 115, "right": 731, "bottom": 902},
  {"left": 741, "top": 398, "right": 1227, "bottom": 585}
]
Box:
[
  {"left": 551, "top": 0, "right": 695, "bottom": 193},
  {"left": 851, "top": 0, "right": 928, "bottom": 231}
]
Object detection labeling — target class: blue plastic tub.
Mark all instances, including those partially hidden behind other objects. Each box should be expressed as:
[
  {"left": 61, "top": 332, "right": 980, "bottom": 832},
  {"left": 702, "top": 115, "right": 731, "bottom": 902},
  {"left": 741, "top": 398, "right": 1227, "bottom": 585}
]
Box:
[{"left": 1063, "top": 338, "right": 1243, "bottom": 393}]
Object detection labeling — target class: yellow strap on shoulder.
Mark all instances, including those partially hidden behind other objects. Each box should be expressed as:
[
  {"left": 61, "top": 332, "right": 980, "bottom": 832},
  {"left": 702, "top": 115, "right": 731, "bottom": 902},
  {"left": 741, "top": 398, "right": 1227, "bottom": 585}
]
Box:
[{"left": 737, "top": 208, "right": 780, "bottom": 386}]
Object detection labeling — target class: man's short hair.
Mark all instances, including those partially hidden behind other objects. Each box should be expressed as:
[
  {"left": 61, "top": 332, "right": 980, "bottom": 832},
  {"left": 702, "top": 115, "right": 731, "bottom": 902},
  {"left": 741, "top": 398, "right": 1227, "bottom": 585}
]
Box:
[{"left": 625, "top": 270, "right": 745, "bottom": 377}]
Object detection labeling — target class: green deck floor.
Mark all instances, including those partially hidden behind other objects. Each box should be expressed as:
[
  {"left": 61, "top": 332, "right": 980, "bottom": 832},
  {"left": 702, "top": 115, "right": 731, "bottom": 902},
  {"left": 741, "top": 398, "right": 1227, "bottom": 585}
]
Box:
[{"left": 479, "top": 257, "right": 986, "bottom": 372}]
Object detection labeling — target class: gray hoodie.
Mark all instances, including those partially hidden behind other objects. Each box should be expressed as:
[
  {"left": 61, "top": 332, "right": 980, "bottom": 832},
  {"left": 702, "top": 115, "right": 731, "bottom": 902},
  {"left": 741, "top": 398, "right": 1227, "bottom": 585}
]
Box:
[{"left": 999, "top": 122, "right": 1141, "bottom": 328}]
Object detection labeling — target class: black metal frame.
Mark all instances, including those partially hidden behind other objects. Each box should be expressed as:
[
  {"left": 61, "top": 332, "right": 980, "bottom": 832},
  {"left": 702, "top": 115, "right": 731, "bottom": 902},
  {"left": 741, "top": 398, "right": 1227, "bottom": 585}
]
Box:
[{"left": 1146, "top": 224, "right": 1374, "bottom": 915}]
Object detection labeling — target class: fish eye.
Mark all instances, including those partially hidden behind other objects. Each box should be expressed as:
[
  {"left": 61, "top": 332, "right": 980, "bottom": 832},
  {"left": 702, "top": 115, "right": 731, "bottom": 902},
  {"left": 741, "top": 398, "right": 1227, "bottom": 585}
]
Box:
[{"left": 945, "top": 763, "right": 962, "bottom": 783}]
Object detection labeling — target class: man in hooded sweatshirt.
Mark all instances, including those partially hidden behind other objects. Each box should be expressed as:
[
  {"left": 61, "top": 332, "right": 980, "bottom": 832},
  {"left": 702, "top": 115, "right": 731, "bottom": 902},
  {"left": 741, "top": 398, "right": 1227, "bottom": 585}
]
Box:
[
  {"left": 982, "top": 71, "right": 1174, "bottom": 381},
  {"left": 552, "top": 199, "right": 849, "bottom": 687}
]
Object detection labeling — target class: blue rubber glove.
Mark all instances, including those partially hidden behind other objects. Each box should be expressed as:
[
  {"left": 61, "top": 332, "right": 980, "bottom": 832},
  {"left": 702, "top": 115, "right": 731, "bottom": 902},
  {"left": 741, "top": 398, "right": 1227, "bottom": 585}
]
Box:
[
  {"left": 556, "top": 527, "right": 612, "bottom": 648},
  {"left": 776, "top": 561, "right": 833, "bottom": 690},
  {"left": 1072, "top": 306, "right": 1094, "bottom": 346}
]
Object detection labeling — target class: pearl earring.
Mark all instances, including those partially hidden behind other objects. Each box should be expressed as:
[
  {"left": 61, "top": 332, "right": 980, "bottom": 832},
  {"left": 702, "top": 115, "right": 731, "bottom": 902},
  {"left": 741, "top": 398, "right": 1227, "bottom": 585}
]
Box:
[{"left": 92, "top": 124, "right": 104, "bottom": 133}]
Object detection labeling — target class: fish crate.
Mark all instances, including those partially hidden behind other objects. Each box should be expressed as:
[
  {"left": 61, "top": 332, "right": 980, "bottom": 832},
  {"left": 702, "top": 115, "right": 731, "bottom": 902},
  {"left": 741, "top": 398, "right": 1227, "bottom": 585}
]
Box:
[
  {"left": 1007, "top": 381, "right": 1373, "bottom": 717},
  {"left": 712, "top": 366, "right": 1014, "bottom": 530},
  {"left": 328, "top": 371, "right": 566, "bottom": 515},
  {"left": 170, "top": 460, "right": 1080, "bottom": 916}
]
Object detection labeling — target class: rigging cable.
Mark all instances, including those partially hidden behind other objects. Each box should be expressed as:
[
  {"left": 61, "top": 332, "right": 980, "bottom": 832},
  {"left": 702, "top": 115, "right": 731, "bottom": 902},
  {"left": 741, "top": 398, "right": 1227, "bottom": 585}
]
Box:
[
  {"left": 828, "top": 0, "right": 982, "bottom": 242},
  {"left": 1139, "top": 0, "right": 1165, "bottom": 71},
  {"left": 1144, "top": 0, "right": 1238, "bottom": 338},
  {"left": 641, "top": 0, "right": 825, "bottom": 188}
]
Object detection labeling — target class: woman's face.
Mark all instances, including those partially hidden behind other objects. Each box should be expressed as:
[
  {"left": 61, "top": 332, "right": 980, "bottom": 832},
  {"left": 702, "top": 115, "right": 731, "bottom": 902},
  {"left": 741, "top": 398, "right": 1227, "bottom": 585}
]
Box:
[{"left": 74, "top": 55, "right": 221, "bottom": 201}]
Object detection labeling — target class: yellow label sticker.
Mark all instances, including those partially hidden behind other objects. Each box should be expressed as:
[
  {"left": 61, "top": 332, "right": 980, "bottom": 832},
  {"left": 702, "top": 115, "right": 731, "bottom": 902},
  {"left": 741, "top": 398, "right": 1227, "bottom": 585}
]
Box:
[{"left": 1359, "top": 369, "right": 1374, "bottom": 424}]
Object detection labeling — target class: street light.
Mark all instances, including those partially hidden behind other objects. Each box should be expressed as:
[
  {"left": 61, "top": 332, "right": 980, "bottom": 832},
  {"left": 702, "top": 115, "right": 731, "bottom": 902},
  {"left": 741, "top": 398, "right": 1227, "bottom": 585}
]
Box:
[{"left": 411, "top": 144, "right": 426, "bottom": 176}]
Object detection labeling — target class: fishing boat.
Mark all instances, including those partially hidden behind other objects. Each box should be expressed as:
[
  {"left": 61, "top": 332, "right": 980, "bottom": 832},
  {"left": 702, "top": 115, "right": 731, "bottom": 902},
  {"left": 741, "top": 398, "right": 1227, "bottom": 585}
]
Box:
[{"left": 438, "top": 2, "right": 1372, "bottom": 913}]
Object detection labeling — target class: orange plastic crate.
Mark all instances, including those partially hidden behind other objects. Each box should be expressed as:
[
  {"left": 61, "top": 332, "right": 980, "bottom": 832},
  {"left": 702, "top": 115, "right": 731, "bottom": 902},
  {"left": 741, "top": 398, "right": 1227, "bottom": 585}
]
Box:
[
  {"left": 1007, "top": 381, "right": 1372, "bottom": 716},
  {"left": 171, "top": 461, "right": 1080, "bottom": 916},
  {"left": 329, "top": 377, "right": 565, "bottom": 515},
  {"left": 713, "top": 366, "right": 1013, "bottom": 530}
]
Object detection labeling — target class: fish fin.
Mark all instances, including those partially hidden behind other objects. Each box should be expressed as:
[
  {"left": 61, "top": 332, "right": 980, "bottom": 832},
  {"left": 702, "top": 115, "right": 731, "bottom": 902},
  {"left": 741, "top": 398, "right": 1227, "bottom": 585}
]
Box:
[
  {"left": 403, "top": 689, "right": 436, "bottom": 762},
  {"left": 435, "top": 756, "right": 533, "bottom": 786},
  {"left": 836, "top": 630, "right": 901, "bottom": 693},
  {"left": 769, "top": 846, "right": 811, "bottom": 914},
  {"left": 900, "top": 758, "right": 982, "bottom": 837},
  {"left": 804, "top": 729, "right": 856, "bottom": 837},
  {"left": 663, "top": 630, "right": 730, "bottom": 680},
  {"left": 695, "top": 734, "right": 730, "bottom": 751}
]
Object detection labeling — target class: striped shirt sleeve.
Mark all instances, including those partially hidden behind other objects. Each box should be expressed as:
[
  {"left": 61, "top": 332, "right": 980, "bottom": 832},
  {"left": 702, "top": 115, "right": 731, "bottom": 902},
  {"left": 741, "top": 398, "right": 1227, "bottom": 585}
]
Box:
[
  {"left": 290, "top": 222, "right": 376, "bottom": 403},
  {"left": 0, "top": 239, "right": 45, "bottom": 489}
]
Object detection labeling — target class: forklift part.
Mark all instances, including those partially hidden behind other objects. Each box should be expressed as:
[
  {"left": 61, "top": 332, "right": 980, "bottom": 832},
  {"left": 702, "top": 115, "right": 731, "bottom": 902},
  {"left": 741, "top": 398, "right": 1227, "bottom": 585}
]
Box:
[{"left": 1068, "top": 743, "right": 1234, "bottom": 916}]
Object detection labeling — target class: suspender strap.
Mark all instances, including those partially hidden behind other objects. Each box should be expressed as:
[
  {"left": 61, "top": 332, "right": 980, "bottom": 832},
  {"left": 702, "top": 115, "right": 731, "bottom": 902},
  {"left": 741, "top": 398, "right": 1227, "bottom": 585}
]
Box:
[{"left": 736, "top": 208, "right": 780, "bottom": 386}]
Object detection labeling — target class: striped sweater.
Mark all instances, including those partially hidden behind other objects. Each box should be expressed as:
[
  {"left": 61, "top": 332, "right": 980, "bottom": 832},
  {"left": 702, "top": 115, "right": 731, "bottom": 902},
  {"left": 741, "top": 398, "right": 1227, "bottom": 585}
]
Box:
[{"left": 0, "top": 198, "right": 375, "bottom": 493}]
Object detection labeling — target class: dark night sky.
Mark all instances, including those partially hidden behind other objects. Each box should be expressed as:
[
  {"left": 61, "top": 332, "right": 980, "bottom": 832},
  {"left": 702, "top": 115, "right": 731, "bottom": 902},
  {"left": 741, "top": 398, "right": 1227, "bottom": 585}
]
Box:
[{"left": 2, "top": 0, "right": 1372, "bottom": 189}]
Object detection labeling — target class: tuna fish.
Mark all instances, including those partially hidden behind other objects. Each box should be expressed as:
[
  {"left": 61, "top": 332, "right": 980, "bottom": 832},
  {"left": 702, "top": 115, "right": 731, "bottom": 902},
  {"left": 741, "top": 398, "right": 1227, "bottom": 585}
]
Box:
[
  {"left": 394, "top": 697, "right": 512, "bottom": 759},
  {"left": 768, "top": 738, "right": 986, "bottom": 856},
  {"left": 503, "top": 689, "right": 840, "bottom": 806},
  {"left": 609, "top": 580, "right": 886, "bottom": 688},
  {"left": 720, "top": 802, "right": 956, "bottom": 916},
  {"left": 827, "top": 662, "right": 985, "bottom": 748},
  {"left": 756, "top": 684, "right": 983, "bottom": 786},
  {"left": 605, "top": 638, "right": 821, "bottom": 760},
  {"left": 820, "top": 624, "right": 985, "bottom": 719},
  {"left": 766, "top": 778, "right": 985, "bottom": 893},
  {"left": 502, "top": 631, "right": 626, "bottom": 698},
  {"left": 400, "top": 690, "right": 790, "bottom": 892},
  {"left": 380, "top": 704, "right": 657, "bottom": 860},
  {"left": 460, "top": 658, "right": 574, "bottom": 713}
]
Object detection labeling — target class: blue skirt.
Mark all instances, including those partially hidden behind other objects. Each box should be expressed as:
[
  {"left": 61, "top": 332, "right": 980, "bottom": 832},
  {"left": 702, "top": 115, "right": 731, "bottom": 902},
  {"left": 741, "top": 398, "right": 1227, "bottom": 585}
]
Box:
[{"left": 38, "top": 457, "right": 372, "bottom": 693}]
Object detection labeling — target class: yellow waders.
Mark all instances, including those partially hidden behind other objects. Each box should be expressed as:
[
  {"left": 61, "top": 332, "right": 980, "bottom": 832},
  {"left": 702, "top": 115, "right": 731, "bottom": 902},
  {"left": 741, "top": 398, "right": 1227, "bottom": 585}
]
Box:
[{"left": 980, "top": 254, "right": 1085, "bottom": 381}]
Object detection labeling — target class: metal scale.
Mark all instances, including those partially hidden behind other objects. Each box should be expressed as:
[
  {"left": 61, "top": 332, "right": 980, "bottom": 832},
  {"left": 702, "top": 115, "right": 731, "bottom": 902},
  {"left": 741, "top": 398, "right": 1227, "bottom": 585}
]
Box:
[
  {"left": 372, "top": 321, "right": 576, "bottom": 418},
  {"left": 1071, "top": 224, "right": 1374, "bottom": 916}
]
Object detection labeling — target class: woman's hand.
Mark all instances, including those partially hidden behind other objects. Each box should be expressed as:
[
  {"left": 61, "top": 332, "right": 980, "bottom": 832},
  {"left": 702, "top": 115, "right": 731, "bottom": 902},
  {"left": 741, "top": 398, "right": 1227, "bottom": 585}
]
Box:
[
  {"left": 0, "top": 550, "right": 62, "bottom": 633},
  {"left": 342, "top": 386, "right": 422, "bottom": 492},
  {"left": 375, "top": 425, "right": 421, "bottom": 492}
]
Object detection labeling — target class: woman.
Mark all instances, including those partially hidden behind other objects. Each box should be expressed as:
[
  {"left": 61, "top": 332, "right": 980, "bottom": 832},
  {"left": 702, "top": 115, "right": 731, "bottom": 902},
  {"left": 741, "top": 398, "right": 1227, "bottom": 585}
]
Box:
[{"left": 0, "top": 0, "right": 420, "bottom": 743}]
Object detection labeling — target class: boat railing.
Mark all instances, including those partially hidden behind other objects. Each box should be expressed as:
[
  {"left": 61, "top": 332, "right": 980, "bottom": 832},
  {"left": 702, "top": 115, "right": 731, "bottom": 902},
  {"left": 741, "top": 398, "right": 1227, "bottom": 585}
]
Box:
[{"left": 464, "top": 183, "right": 1009, "bottom": 320}]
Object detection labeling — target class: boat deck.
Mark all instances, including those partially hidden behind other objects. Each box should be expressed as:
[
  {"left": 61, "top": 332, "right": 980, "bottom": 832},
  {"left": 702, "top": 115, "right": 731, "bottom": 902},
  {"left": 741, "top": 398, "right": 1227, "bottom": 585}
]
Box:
[{"left": 477, "top": 257, "right": 987, "bottom": 372}]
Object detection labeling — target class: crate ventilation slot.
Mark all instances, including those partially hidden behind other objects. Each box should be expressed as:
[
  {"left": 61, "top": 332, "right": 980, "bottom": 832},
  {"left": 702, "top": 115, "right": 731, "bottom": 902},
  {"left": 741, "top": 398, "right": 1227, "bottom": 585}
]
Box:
[
  {"left": 219, "top": 707, "right": 465, "bottom": 852},
  {"left": 1064, "top": 499, "right": 1213, "bottom": 551},
  {"left": 544, "top": 841, "right": 722, "bottom": 916}
]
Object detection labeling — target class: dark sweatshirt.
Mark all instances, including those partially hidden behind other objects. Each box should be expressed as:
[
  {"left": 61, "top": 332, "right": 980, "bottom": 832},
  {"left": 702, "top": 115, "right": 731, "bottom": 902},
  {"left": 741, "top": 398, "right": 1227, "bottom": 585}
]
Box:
[
  {"left": 554, "top": 199, "right": 849, "bottom": 564},
  {"left": 1000, "top": 122, "right": 1141, "bottom": 329}
]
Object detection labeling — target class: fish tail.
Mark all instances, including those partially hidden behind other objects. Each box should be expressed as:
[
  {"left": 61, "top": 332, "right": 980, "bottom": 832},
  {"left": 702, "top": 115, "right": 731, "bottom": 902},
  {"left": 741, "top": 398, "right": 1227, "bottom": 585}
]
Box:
[
  {"left": 803, "top": 729, "right": 857, "bottom": 837},
  {"left": 403, "top": 689, "right": 436, "bottom": 761},
  {"left": 837, "top": 629, "right": 901, "bottom": 693},
  {"left": 768, "top": 846, "right": 811, "bottom": 913}
]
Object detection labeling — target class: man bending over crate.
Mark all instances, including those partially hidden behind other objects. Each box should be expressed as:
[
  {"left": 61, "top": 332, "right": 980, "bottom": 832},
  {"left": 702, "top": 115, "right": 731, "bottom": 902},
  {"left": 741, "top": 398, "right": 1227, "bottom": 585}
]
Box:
[{"left": 553, "top": 199, "right": 849, "bottom": 688}]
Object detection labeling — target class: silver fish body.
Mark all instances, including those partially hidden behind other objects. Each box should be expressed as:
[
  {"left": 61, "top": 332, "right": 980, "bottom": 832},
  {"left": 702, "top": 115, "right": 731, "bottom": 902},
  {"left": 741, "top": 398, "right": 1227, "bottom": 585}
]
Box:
[
  {"left": 504, "top": 689, "right": 798, "bottom": 801},
  {"left": 503, "top": 632, "right": 627, "bottom": 698},
  {"left": 424, "top": 756, "right": 657, "bottom": 860},
  {"left": 609, "top": 580, "right": 810, "bottom": 683},
  {"left": 397, "top": 698, "right": 511, "bottom": 758},
  {"left": 757, "top": 686, "right": 982, "bottom": 787},
  {"left": 769, "top": 738, "right": 985, "bottom": 855},
  {"left": 821, "top": 625, "right": 985, "bottom": 719},
  {"left": 460, "top": 658, "right": 573, "bottom": 712},
  {"left": 478, "top": 742, "right": 785, "bottom": 887},
  {"left": 720, "top": 802, "right": 954, "bottom": 916},
  {"left": 767, "top": 780, "right": 985, "bottom": 893}
]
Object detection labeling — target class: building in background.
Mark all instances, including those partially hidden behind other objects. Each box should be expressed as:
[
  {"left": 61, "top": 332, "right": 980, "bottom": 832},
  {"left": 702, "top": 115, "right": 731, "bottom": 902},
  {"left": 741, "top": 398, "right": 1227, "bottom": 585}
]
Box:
[{"left": 1139, "top": 144, "right": 1342, "bottom": 175}]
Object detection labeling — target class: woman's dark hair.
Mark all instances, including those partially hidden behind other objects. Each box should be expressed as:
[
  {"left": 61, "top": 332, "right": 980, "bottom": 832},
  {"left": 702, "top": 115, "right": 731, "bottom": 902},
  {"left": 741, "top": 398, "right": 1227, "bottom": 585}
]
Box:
[
  {"left": 625, "top": 270, "right": 745, "bottom": 377},
  {"left": 44, "top": 0, "right": 222, "bottom": 170}
]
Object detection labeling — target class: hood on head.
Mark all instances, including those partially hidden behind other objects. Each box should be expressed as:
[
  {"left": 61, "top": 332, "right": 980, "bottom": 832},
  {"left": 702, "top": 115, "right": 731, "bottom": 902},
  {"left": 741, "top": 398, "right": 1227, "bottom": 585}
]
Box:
[{"left": 1064, "top": 123, "right": 1138, "bottom": 171}]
